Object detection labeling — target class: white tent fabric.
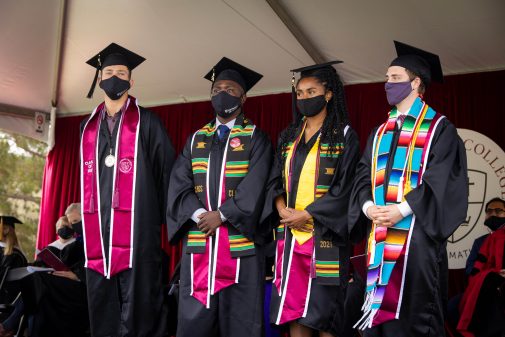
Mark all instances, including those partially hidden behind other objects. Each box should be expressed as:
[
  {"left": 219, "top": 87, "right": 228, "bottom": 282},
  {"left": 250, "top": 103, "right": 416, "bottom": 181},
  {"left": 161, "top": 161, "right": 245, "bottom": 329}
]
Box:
[{"left": 1, "top": 0, "right": 504, "bottom": 141}]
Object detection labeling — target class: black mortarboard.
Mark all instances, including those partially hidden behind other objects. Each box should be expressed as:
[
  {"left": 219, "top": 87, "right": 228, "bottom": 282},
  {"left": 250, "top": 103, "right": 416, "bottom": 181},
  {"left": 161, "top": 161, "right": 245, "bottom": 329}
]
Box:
[
  {"left": 85, "top": 43, "right": 146, "bottom": 98},
  {"left": 0, "top": 216, "right": 22, "bottom": 228},
  {"left": 390, "top": 41, "right": 443, "bottom": 86},
  {"left": 204, "top": 57, "right": 263, "bottom": 93},
  {"left": 289, "top": 60, "right": 343, "bottom": 120}
]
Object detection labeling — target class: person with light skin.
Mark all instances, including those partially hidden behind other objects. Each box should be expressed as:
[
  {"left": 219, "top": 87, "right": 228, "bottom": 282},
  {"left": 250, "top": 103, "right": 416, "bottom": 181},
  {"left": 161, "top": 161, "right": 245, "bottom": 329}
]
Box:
[
  {"left": 458, "top": 197, "right": 505, "bottom": 336},
  {"left": 64, "top": 203, "right": 82, "bottom": 237},
  {"left": 45, "top": 215, "right": 79, "bottom": 281},
  {"left": 81, "top": 43, "right": 174, "bottom": 337},
  {"left": 349, "top": 41, "right": 468, "bottom": 336},
  {"left": 266, "top": 61, "right": 359, "bottom": 337},
  {"left": 167, "top": 57, "right": 272, "bottom": 337}
]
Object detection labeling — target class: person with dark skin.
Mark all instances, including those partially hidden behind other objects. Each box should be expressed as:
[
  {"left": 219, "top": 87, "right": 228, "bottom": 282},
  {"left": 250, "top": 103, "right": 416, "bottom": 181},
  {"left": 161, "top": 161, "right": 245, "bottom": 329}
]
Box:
[
  {"left": 266, "top": 62, "right": 360, "bottom": 337},
  {"left": 167, "top": 57, "right": 273, "bottom": 337}
]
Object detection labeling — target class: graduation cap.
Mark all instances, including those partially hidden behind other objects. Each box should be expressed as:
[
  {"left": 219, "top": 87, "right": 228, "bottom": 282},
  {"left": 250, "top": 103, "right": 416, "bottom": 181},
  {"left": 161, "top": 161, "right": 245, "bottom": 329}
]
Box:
[
  {"left": 0, "top": 216, "right": 22, "bottom": 241},
  {"left": 204, "top": 57, "right": 263, "bottom": 93},
  {"left": 86, "top": 43, "right": 146, "bottom": 98},
  {"left": 390, "top": 41, "right": 443, "bottom": 86},
  {"left": 0, "top": 216, "right": 22, "bottom": 228},
  {"left": 289, "top": 60, "right": 343, "bottom": 120}
]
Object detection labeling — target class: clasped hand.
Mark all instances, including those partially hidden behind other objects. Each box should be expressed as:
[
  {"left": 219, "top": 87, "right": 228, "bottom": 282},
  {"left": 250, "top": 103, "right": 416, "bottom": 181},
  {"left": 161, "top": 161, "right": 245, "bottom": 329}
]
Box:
[
  {"left": 367, "top": 204, "right": 403, "bottom": 227},
  {"left": 279, "top": 207, "right": 313, "bottom": 233},
  {"left": 197, "top": 211, "right": 222, "bottom": 237}
]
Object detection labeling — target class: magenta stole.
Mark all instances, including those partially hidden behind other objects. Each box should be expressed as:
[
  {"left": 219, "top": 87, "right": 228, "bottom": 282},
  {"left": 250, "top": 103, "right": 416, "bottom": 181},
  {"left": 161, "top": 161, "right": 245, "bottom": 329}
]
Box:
[{"left": 80, "top": 97, "right": 140, "bottom": 278}]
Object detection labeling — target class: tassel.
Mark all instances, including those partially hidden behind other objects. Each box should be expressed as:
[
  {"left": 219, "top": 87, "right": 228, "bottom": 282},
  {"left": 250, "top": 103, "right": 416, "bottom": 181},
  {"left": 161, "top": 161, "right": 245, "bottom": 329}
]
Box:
[
  {"left": 87, "top": 68, "right": 100, "bottom": 99},
  {"left": 291, "top": 72, "right": 299, "bottom": 121}
]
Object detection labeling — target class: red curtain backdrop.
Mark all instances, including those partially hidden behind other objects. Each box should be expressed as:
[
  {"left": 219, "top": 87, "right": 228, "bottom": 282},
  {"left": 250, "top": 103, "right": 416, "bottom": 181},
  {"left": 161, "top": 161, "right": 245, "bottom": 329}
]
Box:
[{"left": 37, "top": 70, "right": 505, "bottom": 286}]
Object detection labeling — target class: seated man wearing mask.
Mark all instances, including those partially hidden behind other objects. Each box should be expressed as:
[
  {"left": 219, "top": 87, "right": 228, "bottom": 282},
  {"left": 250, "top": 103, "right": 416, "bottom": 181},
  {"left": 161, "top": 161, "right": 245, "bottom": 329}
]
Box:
[
  {"left": 167, "top": 57, "right": 273, "bottom": 337},
  {"left": 458, "top": 198, "right": 505, "bottom": 337}
]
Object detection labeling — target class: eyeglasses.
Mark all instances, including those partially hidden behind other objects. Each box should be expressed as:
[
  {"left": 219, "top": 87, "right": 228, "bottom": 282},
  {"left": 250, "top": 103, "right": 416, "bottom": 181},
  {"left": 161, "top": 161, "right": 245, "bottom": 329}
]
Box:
[{"left": 485, "top": 208, "right": 505, "bottom": 216}]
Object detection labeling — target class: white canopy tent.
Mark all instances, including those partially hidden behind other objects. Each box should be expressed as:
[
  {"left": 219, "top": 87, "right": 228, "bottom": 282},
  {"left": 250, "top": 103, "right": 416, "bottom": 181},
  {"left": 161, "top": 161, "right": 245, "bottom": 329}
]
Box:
[{"left": 1, "top": 0, "right": 504, "bottom": 145}]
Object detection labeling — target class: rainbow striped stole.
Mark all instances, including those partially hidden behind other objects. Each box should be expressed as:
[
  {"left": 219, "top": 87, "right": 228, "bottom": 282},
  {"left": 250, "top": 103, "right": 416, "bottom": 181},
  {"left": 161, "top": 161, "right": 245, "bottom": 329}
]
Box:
[{"left": 355, "top": 98, "right": 443, "bottom": 329}]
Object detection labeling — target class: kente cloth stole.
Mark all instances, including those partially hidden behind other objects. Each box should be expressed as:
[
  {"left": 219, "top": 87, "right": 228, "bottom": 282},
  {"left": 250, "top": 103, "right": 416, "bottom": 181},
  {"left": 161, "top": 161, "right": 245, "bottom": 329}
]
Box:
[
  {"left": 188, "top": 114, "right": 255, "bottom": 308},
  {"left": 273, "top": 120, "right": 343, "bottom": 325},
  {"left": 81, "top": 96, "right": 140, "bottom": 278},
  {"left": 355, "top": 98, "right": 444, "bottom": 330}
]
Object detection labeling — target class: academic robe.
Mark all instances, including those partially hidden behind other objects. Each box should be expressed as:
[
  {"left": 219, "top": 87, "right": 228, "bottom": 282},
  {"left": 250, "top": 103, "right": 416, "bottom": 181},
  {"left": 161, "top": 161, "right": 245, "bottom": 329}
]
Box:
[
  {"left": 349, "top": 117, "right": 468, "bottom": 337},
  {"left": 0, "top": 245, "right": 27, "bottom": 303},
  {"left": 266, "top": 127, "right": 360, "bottom": 335},
  {"left": 166, "top": 119, "right": 273, "bottom": 337},
  {"left": 22, "top": 239, "right": 88, "bottom": 337},
  {"left": 458, "top": 227, "right": 505, "bottom": 337},
  {"left": 80, "top": 105, "right": 175, "bottom": 337}
]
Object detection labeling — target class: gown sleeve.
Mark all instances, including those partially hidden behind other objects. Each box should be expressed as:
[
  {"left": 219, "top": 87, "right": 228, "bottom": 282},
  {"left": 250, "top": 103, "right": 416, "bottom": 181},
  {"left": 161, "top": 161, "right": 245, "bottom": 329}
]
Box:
[
  {"left": 348, "top": 129, "right": 377, "bottom": 243},
  {"left": 305, "top": 127, "right": 360, "bottom": 242},
  {"left": 142, "top": 109, "right": 175, "bottom": 221},
  {"left": 219, "top": 129, "right": 273, "bottom": 244},
  {"left": 404, "top": 119, "right": 468, "bottom": 242},
  {"left": 166, "top": 135, "right": 207, "bottom": 243}
]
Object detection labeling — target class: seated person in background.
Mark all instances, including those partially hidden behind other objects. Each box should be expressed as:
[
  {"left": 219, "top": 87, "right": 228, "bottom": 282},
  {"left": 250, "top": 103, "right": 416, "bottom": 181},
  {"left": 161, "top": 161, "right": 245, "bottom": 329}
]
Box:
[
  {"left": 64, "top": 203, "right": 83, "bottom": 239},
  {"left": 447, "top": 197, "right": 505, "bottom": 329},
  {"left": 43, "top": 215, "right": 78, "bottom": 268},
  {"left": 21, "top": 214, "right": 88, "bottom": 337},
  {"left": 465, "top": 197, "right": 505, "bottom": 275},
  {"left": 0, "top": 216, "right": 27, "bottom": 337},
  {"left": 458, "top": 198, "right": 505, "bottom": 337}
]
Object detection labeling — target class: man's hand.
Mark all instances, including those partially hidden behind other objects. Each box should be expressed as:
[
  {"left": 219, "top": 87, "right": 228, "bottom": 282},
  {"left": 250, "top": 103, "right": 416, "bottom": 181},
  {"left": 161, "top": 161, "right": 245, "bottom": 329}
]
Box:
[
  {"left": 280, "top": 209, "right": 313, "bottom": 232},
  {"left": 499, "top": 269, "right": 505, "bottom": 278},
  {"left": 197, "top": 211, "right": 222, "bottom": 237},
  {"left": 374, "top": 205, "right": 404, "bottom": 227},
  {"left": 52, "top": 270, "right": 79, "bottom": 281}
]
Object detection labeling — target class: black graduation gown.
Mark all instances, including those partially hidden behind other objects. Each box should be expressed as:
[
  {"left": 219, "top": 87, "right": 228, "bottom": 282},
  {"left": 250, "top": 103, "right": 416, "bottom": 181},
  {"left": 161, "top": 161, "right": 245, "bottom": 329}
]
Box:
[
  {"left": 80, "top": 106, "right": 175, "bottom": 337},
  {"left": 265, "top": 127, "right": 360, "bottom": 335},
  {"left": 349, "top": 118, "right": 468, "bottom": 337},
  {"left": 166, "top": 122, "right": 273, "bottom": 337},
  {"left": 22, "top": 240, "right": 89, "bottom": 337},
  {"left": 0, "top": 246, "right": 27, "bottom": 304}
]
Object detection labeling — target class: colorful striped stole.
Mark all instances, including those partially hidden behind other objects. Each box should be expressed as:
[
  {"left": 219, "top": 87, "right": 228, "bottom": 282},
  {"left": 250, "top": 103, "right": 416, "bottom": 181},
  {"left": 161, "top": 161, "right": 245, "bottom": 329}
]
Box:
[
  {"left": 188, "top": 114, "right": 256, "bottom": 308},
  {"left": 355, "top": 98, "right": 444, "bottom": 329}
]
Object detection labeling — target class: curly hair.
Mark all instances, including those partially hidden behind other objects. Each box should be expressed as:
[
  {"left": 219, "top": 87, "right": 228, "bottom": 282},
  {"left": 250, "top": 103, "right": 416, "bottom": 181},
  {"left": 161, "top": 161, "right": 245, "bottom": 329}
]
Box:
[{"left": 278, "top": 65, "right": 349, "bottom": 161}]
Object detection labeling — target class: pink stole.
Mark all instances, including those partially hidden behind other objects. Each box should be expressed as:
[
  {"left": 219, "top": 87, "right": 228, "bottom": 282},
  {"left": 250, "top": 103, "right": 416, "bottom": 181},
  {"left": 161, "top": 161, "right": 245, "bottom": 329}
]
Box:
[{"left": 80, "top": 96, "right": 140, "bottom": 278}]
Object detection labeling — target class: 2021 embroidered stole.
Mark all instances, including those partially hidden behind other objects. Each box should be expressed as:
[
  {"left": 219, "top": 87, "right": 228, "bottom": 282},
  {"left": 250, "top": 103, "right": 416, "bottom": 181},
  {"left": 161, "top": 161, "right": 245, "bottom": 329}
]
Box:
[
  {"left": 188, "top": 114, "right": 255, "bottom": 307},
  {"left": 274, "top": 120, "right": 343, "bottom": 324}
]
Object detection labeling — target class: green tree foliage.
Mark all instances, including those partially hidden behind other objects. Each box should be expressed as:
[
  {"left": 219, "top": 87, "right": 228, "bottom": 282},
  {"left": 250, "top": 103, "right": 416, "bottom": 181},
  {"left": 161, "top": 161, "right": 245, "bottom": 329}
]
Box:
[{"left": 0, "top": 132, "right": 45, "bottom": 261}]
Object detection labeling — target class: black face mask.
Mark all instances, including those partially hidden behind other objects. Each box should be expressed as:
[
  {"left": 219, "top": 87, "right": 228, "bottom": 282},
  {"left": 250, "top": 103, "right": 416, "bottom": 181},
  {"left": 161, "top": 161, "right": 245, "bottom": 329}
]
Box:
[
  {"left": 211, "top": 91, "right": 242, "bottom": 118},
  {"left": 57, "top": 226, "right": 75, "bottom": 240},
  {"left": 99, "top": 76, "right": 130, "bottom": 100},
  {"left": 72, "top": 221, "right": 83, "bottom": 236},
  {"left": 484, "top": 216, "right": 505, "bottom": 231},
  {"left": 297, "top": 95, "right": 327, "bottom": 117}
]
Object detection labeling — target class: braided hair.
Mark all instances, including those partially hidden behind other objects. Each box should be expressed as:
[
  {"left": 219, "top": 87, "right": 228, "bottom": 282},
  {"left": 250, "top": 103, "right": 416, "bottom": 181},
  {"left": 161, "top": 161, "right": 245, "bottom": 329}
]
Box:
[{"left": 278, "top": 66, "right": 350, "bottom": 162}]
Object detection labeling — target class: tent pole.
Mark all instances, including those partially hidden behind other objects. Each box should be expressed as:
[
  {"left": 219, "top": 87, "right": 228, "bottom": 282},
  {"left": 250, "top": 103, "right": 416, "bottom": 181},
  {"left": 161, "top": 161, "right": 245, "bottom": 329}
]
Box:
[
  {"left": 51, "top": 0, "right": 68, "bottom": 109},
  {"left": 266, "top": 0, "right": 326, "bottom": 64}
]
